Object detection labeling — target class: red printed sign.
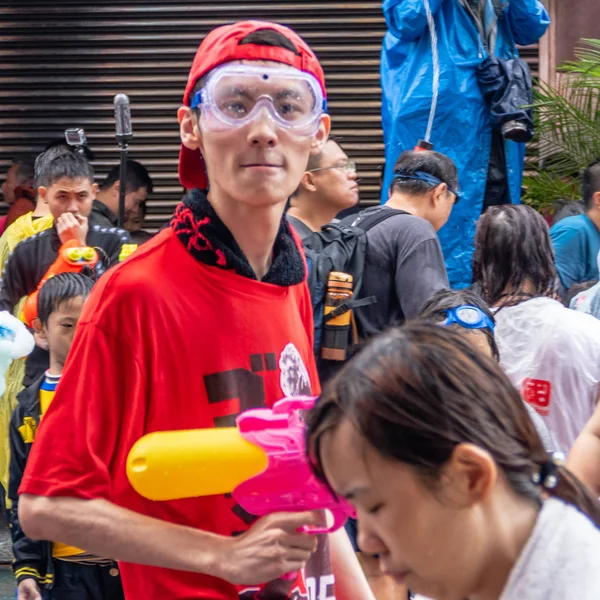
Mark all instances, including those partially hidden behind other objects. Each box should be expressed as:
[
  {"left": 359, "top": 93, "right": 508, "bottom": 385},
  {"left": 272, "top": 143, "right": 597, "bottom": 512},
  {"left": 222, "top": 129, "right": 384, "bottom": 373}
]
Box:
[{"left": 522, "top": 378, "right": 552, "bottom": 416}]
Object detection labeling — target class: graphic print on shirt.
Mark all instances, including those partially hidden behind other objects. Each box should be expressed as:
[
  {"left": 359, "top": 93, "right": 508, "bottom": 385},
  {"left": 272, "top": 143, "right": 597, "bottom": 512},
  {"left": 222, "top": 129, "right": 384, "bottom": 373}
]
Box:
[
  {"left": 522, "top": 378, "right": 552, "bottom": 416},
  {"left": 204, "top": 344, "right": 330, "bottom": 600}
]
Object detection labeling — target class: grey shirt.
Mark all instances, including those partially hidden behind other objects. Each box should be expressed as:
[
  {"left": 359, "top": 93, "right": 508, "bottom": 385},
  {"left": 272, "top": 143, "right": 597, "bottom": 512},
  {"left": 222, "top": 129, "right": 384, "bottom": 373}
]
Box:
[
  {"left": 351, "top": 206, "right": 449, "bottom": 338},
  {"left": 286, "top": 214, "right": 314, "bottom": 241}
]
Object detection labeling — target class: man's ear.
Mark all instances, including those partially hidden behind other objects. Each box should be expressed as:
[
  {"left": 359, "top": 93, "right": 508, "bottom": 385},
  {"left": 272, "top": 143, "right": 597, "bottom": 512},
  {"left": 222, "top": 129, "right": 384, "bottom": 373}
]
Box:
[
  {"left": 38, "top": 187, "right": 48, "bottom": 205},
  {"left": 110, "top": 181, "right": 120, "bottom": 199},
  {"left": 439, "top": 443, "right": 497, "bottom": 508},
  {"left": 593, "top": 191, "right": 600, "bottom": 211},
  {"left": 301, "top": 171, "right": 318, "bottom": 193},
  {"left": 309, "top": 114, "right": 332, "bottom": 156},
  {"left": 178, "top": 106, "right": 202, "bottom": 151},
  {"left": 432, "top": 183, "right": 448, "bottom": 207},
  {"left": 92, "top": 183, "right": 99, "bottom": 198}
]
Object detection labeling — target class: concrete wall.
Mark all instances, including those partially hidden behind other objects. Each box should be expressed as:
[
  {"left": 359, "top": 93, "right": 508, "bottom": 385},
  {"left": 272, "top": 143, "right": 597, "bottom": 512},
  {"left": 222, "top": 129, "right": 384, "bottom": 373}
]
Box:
[{"left": 555, "top": 0, "right": 600, "bottom": 63}]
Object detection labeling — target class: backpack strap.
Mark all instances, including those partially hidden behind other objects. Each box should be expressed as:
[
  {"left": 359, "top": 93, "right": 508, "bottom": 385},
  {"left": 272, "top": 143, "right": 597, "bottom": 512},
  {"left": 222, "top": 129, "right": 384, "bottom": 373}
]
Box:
[
  {"left": 323, "top": 295, "right": 378, "bottom": 323},
  {"left": 351, "top": 208, "right": 409, "bottom": 233}
]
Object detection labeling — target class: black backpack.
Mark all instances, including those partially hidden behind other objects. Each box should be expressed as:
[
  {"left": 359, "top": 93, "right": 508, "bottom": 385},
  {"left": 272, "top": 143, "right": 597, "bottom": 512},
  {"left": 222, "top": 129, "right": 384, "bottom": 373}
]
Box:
[{"left": 302, "top": 208, "right": 406, "bottom": 379}]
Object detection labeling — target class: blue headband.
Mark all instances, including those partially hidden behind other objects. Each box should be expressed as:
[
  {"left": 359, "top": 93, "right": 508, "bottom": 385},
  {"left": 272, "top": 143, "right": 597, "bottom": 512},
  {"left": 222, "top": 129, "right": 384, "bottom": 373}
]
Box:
[{"left": 393, "top": 170, "right": 461, "bottom": 200}]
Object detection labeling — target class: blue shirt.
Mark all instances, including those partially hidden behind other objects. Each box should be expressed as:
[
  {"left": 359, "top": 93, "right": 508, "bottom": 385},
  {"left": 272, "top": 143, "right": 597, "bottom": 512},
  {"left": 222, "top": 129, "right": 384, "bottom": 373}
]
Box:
[{"left": 550, "top": 214, "right": 600, "bottom": 291}]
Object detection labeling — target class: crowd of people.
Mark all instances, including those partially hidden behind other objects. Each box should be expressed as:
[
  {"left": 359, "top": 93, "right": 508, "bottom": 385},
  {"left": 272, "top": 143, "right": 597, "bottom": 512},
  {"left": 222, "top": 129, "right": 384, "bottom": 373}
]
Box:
[{"left": 0, "top": 15, "right": 599, "bottom": 600}]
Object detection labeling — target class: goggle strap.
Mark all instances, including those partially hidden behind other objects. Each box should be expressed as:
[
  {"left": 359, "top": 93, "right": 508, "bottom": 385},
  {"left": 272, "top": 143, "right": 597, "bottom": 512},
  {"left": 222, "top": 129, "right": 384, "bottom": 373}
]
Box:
[{"left": 394, "top": 170, "right": 460, "bottom": 198}]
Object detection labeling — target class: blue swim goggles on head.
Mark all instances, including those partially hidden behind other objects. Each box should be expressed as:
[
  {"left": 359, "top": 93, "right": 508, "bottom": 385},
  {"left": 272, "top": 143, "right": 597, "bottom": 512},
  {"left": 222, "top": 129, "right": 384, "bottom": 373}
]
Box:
[
  {"left": 441, "top": 305, "right": 495, "bottom": 331},
  {"left": 394, "top": 170, "right": 461, "bottom": 202}
]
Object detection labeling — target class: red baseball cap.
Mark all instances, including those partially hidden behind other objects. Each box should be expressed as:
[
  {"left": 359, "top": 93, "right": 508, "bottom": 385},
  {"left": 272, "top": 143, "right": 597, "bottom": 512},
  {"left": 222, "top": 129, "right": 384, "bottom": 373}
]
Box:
[{"left": 178, "top": 20, "right": 326, "bottom": 190}]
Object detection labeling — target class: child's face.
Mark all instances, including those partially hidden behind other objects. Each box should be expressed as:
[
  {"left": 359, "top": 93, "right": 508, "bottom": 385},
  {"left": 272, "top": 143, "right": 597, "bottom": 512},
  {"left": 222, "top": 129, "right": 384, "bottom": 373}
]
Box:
[
  {"left": 39, "top": 177, "right": 97, "bottom": 221},
  {"left": 43, "top": 296, "right": 86, "bottom": 369}
]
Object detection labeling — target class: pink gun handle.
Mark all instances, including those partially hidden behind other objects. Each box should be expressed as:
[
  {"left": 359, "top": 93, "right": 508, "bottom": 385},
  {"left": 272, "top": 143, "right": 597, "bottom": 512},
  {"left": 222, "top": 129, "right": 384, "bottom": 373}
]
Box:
[{"left": 299, "top": 507, "right": 349, "bottom": 534}]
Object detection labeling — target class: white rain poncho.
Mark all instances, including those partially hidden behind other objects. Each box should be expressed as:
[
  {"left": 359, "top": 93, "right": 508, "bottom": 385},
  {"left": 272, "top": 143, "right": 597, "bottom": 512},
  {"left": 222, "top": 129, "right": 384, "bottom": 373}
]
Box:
[{"left": 494, "top": 297, "right": 600, "bottom": 452}]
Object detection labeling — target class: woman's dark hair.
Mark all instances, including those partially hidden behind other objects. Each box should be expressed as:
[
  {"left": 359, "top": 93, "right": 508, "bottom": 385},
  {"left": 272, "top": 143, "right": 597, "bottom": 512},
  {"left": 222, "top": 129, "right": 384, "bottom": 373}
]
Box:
[
  {"left": 390, "top": 150, "right": 458, "bottom": 197},
  {"left": 307, "top": 323, "right": 600, "bottom": 527},
  {"left": 38, "top": 272, "right": 95, "bottom": 326},
  {"left": 418, "top": 289, "right": 500, "bottom": 361},
  {"left": 472, "top": 204, "right": 559, "bottom": 307},
  {"left": 100, "top": 160, "right": 154, "bottom": 194}
]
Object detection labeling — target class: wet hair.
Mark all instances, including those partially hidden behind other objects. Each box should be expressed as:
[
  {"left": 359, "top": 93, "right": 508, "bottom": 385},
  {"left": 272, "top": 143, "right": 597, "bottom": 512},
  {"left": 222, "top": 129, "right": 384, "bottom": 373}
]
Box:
[
  {"left": 37, "top": 272, "right": 95, "bottom": 326},
  {"left": 34, "top": 146, "right": 95, "bottom": 190},
  {"left": 10, "top": 155, "right": 35, "bottom": 188},
  {"left": 191, "top": 28, "right": 301, "bottom": 100},
  {"left": 44, "top": 137, "right": 95, "bottom": 162},
  {"left": 418, "top": 289, "right": 500, "bottom": 361},
  {"left": 552, "top": 199, "right": 584, "bottom": 225},
  {"left": 472, "top": 204, "right": 559, "bottom": 307},
  {"left": 307, "top": 323, "right": 600, "bottom": 527},
  {"left": 564, "top": 280, "right": 598, "bottom": 308},
  {"left": 390, "top": 150, "right": 458, "bottom": 197},
  {"left": 100, "top": 160, "right": 154, "bottom": 194},
  {"left": 582, "top": 159, "right": 600, "bottom": 210}
]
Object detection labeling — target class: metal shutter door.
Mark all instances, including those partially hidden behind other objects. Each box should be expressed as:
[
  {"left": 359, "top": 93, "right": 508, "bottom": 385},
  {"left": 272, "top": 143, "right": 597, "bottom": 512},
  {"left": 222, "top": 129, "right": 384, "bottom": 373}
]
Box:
[{"left": 0, "top": 2, "right": 539, "bottom": 228}]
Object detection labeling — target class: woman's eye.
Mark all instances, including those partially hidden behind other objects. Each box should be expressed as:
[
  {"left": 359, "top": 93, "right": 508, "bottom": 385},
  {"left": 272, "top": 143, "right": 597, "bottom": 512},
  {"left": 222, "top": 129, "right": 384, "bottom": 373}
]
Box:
[{"left": 367, "top": 503, "right": 383, "bottom": 515}]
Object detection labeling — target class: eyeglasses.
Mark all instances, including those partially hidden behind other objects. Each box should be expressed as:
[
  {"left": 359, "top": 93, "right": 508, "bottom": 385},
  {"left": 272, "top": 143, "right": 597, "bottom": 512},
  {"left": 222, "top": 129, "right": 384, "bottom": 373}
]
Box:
[
  {"left": 190, "top": 64, "right": 327, "bottom": 137},
  {"left": 308, "top": 161, "right": 357, "bottom": 174}
]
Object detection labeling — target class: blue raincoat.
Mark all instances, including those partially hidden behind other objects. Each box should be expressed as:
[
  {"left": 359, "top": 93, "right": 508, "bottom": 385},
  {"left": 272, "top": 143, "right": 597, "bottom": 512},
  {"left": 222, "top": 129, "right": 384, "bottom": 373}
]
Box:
[{"left": 381, "top": 0, "right": 550, "bottom": 287}]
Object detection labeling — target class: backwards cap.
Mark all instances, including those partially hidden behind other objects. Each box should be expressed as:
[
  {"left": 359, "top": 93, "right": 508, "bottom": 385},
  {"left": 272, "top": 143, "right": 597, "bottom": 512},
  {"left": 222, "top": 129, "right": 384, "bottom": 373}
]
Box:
[{"left": 179, "top": 21, "right": 326, "bottom": 190}]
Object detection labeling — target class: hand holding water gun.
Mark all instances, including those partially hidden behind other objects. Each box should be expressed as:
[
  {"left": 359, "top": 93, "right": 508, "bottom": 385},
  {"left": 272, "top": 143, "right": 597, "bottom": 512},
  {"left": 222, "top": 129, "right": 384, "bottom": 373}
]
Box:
[
  {"left": 0, "top": 312, "right": 34, "bottom": 396},
  {"left": 22, "top": 239, "right": 98, "bottom": 327},
  {"left": 127, "top": 396, "right": 354, "bottom": 535}
]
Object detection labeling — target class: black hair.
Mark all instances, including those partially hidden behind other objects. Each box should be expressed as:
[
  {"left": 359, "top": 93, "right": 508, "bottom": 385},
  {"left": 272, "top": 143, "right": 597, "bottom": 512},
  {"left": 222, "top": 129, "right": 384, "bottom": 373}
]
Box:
[
  {"left": 10, "top": 155, "right": 35, "bottom": 188},
  {"left": 34, "top": 146, "right": 95, "bottom": 190},
  {"left": 44, "top": 137, "right": 95, "bottom": 162},
  {"left": 390, "top": 150, "right": 458, "bottom": 197},
  {"left": 582, "top": 159, "right": 600, "bottom": 210},
  {"left": 472, "top": 204, "right": 559, "bottom": 307},
  {"left": 290, "top": 135, "right": 344, "bottom": 198},
  {"left": 564, "top": 280, "right": 598, "bottom": 308},
  {"left": 100, "top": 160, "right": 154, "bottom": 194},
  {"left": 307, "top": 323, "right": 600, "bottom": 528},
  {"left": 552, "top": 199, "right": 585, "bottom": 225},
  {"left": 37, "top": 272, "right": 95, "bottom": 326},
  {"left": 418, "top": 289, "right": 500, "bottom": 361},
  {"left": 191, "top": 28, "right": 301, "bottom": 102}
]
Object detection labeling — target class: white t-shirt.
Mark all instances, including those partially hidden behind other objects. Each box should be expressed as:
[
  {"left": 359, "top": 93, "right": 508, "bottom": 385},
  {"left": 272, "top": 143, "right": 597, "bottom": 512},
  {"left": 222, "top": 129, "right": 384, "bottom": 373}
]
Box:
[
  {"left": 494, "top": 297, "right": 600, "bottom": 451},
  {"left": 415, "top": 498, "right": 600, "bottom": 600},
  {"left": 500, "top": 498, "right": 600, "bottom": 599}
]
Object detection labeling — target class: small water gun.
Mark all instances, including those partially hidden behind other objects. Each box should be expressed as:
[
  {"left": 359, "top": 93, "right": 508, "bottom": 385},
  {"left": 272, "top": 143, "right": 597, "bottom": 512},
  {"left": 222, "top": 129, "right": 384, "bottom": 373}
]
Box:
[
  {"left": 127, "top": 396, "right": 354, "bottom": 534},
  {"left": 0, "top": 312, "right": 34, "bottom": 396},
  {"left": 22, "top": 239, "right": 98, "bottom": 327}
]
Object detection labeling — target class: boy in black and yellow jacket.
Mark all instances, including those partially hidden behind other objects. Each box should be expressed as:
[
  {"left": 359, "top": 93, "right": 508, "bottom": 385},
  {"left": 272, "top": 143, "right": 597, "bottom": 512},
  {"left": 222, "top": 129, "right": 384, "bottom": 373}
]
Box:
[{"left": 8, "top": 272, "right": 124, "bottom": 600}]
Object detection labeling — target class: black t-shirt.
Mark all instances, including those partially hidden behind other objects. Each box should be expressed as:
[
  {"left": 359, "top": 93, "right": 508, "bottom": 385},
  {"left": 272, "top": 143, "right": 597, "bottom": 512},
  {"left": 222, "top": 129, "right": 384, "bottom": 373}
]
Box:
[
  {"left": 286, "top": 214, "right": 314, "bottom": 241},
  {"left": 355, "top": 206, "right": 449, "bottom": 338}
]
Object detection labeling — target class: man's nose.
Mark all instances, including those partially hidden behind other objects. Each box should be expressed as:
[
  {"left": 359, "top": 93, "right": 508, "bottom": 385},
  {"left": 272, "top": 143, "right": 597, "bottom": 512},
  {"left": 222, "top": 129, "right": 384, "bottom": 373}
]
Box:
[
  {"left": 246, "top": 107, "right": 279, "bottom": 147},
  {"left": 66, "top": 196, "right": 80, "bottom": 213},
  {"left": 348, "top": 168, "right": 358, "bottom": 181}
]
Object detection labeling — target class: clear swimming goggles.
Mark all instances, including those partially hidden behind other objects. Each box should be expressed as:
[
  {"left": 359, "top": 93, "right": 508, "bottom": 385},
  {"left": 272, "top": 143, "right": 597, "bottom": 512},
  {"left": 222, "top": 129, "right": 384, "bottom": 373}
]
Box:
[
  {"left": 190, "top": 64, "right": 327, "bottom": 137},
  {"left": 441, "top": 305, "right": 495, "bottom": 331}
]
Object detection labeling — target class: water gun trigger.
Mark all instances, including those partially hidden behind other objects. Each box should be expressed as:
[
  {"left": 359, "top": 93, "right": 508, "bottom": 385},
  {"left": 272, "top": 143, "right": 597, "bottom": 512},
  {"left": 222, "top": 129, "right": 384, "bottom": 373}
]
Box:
[
  {"left": 271, "top": 396, "right": 315, "bottom": 415},
  {"left": 298, "top": 508, "right": 352, "bottom": 535}
]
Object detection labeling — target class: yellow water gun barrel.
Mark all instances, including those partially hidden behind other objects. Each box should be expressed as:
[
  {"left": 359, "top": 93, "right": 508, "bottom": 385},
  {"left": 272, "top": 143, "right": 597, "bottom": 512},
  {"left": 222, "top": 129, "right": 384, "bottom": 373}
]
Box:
[{"left": 126, "top": 428, "right": 268, "bottom": 501}]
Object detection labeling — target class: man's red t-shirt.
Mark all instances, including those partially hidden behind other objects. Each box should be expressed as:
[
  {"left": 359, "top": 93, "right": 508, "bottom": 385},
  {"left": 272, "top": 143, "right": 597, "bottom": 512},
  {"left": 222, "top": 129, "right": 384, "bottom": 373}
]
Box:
[{"left": 20, "top": 226, "right": 332, "bottom": 599}]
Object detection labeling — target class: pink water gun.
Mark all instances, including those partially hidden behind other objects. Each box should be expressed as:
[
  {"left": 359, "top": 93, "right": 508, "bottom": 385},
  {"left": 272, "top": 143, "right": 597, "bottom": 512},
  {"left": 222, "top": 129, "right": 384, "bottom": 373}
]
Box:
[{"left": 127, "top": 396, "right": 354, "bottom": 534}]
